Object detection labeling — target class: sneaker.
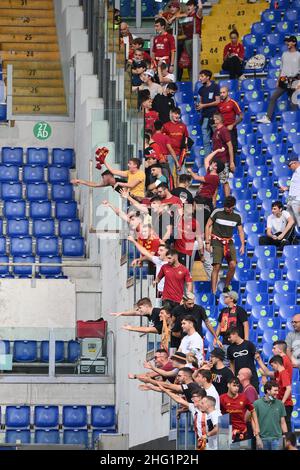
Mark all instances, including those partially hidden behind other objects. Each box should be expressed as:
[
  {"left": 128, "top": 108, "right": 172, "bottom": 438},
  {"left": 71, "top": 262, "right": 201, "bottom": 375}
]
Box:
[
  {"left": 257, "top": 115, "right": 271, "bottom": 124},
  {"left": 223, "top": 287, "right": 230, "bottom": 293}
]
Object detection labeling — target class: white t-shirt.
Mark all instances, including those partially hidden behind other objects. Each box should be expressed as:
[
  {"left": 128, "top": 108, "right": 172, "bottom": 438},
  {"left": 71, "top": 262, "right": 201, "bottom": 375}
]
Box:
[
  {"left": 280, "top": 50, "right": 300, "bottom": 78},
  {"left": 267, "top": 210, "right": 291, "bottom": 234},
  {"left": 205, "top": 384, "right": 220, "bottom": 411},
  {"left": 289, "top": 166, "right": 300, "bottom": 200},
  {"left": 162, "top": 73, "right": 175, "bottom": 89},
  {"left": 151, "top": 256, "right": 167, "bottom": 292},
  {"left": 206, "top": 409, "right": 222, "bottom": 450},
  {"left": 188, "top": 403, "right": 206, "bottom": 439},
  {"left": 179, "top": 331, "right": 204, "bottom": 365}
]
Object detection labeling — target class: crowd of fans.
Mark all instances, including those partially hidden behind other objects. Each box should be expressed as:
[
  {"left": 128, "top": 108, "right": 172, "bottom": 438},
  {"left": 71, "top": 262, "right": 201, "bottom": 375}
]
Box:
[{"left": 73, "top": 0, "right": 300, "bottom": 451}]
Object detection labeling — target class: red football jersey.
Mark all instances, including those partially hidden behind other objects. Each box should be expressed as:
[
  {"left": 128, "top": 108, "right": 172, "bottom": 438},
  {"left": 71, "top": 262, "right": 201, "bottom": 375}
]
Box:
[
  {"left": 162, "top": 121, "right": 188, "bottom": 156},
  {"left": 220, "top": 392, "right": 254, "bottom": 434}
]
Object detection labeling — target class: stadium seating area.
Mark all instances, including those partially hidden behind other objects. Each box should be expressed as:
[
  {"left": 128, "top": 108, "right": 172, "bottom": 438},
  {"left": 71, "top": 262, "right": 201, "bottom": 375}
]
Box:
[
  {"left": 0, "top": 146, "right": 85, "bottom": 278},
  {"left": 0, "top": 339, "right": 81, "bottom": 364},
  {"left": 0, "top": 404, "right": 116, "bottom": 447},
  {"left": 172, "top": 0, "right": 300, "bottom": 432}
]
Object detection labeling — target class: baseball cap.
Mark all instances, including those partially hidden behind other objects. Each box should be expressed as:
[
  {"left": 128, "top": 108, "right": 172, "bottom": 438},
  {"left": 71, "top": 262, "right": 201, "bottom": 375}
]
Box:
[
  {"left": 210, "top": 348, "right": 225, "bottom": 361},
  {"left": 287, "top": 156, "right": 299, "bottom": 166},
  {"left": 170, "top": 352, "right": 187, "bottom": 362},
  {"left": 144, "top": 69, "right": 154, "bottom": 78},
  {"left": 285, "top": 35, "right": 297, "bottom": 44},
  {"left": 182, "top": 292, "right": 195, "bottom": 301},
  {"left": 169, "top": 1, "right": 180, "bottom": 8},
  {"left": 223, "top": 290, "right": 238, "bottom": 301}
]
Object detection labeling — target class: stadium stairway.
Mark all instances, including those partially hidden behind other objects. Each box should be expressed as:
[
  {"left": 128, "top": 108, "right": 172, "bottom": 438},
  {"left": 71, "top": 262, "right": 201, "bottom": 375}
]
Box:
[
  {"left": 0, "top": 0, "right": 67, "bottom": 116},
  {"left": 201, "top": 0, "right": 269, "bottom": 76}
]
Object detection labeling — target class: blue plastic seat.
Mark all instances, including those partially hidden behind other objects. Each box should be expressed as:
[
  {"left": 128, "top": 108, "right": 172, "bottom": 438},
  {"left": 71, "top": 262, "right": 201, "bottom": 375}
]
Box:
[
  {"left": 26, "top": 183, "right": 48, "bottom": 202},
  {"left": 273, "top": 164, "right": 290, "bottom": 177},
  {"left": 266, "top": 33, "right": 284, "bottom": 48},
  {"left": 55, "top": 201, "right": 77, "bottom": 220},
  {"left": 177, "top": 82, "right": 193, "bottom": 94},
  {"left": 275, "top": 20, "right": 296, "bottom": 33},
  {"left": 236, "top": 200, "right": 257, "bottom": 213},
  {"left": 240, "top": 79, "right": 262, "bottom": 92},
  {"left": 248, "top": 101, "right": 268, "bottom": 115},
  {"left": 248, "top": 165, "right": 269, "bottom": 178},
  {"left": 0, "top": 236, "right": 7, "bottom": 256},
  {"left": 287, "top": 269, "right": 300, "bottom": 281},
  {"left": 59, "top": 219, "right": 81, "bottom": 238},
  {"left": 264, "top": 78, "right": 277, "bottom": 92},
  {"left": 63, "top": 406, "right": 87, "bottom": 428},
  {"left": 251, "top": 21, "right": 272, "bottom": 36},
  {"left": 285, "top": 9, "right": 300, "bottom": 21},
  {"left": 246, "top": 292, "right": 269, "bottom": 306},
  {"left": 23, "top": 165, "right": 44, "bottom": 183},
  {"left": 246, "top": 280, "right": 269, "bottom": 294},
  {"left": 271, "top": 154, "right": 287, "bottom": 167},
  {"left": 274, "top": 292, "right": 297, "bottom": 306},
  {"left": 257, "top": 44, "right": 278, "bottom": 57},
  {"left": 33, "top": 219, "right": 55, "bottom": 237},
  {"left": 261, "top": 10, "right": 282, "bottom": 24},
  {"left": 268, "top": 56, "right": 282, "bottom": 69},
  {"left": 13, "top": 340, "right": 37, "bottom": 362},
  {"left": 0, "top": 255, "right": 9, "bottom": 275},
  {"left": 257, "top": 188, "right": 279, "bottom": 201},
  {"left": 13, "top": 255, "right": 35, "bottom": 276},
  {"left": 244, "top": 222, "right": 265, "bottom": 236},
  {"left": 34, "top": 406, "right": 59, "bottom": 428},
  {"left": 62, "top": 237, "right": 85, "bottom": 257},
  {"left": 263, "top": 329, "right": 285, "bottom": 343},
  {"left": 7, "top": 219, "right": 28, "bottom": 238},
  {"left": 260, "top": 269, "right": 283, "bottom": 281},
  {"left": 40, "top": 341, "right": 65, "bottom": 363},
  {"left": 219, "top": 79, "right": 238, "bottom": 91},
  {"left": 27, "top": 148, "right": 49, "bottom": 166},
  {"left": 234, "top": 268, "right": 255, "bottom": 282},
  {"left": 10, "top": 236, "right": 33, "bottom": 256},
  {"left": 258, "top": 317, "right": 281, "bottom": 331},
  {"left": 39, "top": 256, "right": 62, "bottom": 276},
  {"left": 251, "top": 305, "right": 274, "bottom": 320},
  {"left": 5, "top": 429, "right": 31, "bottom": 444},
  {"left": 243, "top": 90, "right": 265, "bottom": 104},
  {"left": 1, "top": 182, "right": 22, "bottom": 201},
  {"left": 91, "top": 405, "right": 116, "bottom": 429},
  {"left": 283, "top": 245, "right": 300, "bottom": 259},
  {"left": 36, "top": 237, "right": 59, "bottom": 256},
  {"left": 67, "top": 340, "right": 81, "bottom": 363},
  {"left": 48, "top": 166, "right": 69, "bottom": 184},
  {"left": 0, "top": 164, "right": 19, "bottom": 182},
  {"left": 35, "top": 429, "right": 60, "bottom": 444},
  {"left": 287, "top": 133, "right": 300, "bottom": 146},
  {"left": 270, "top": 0, "right": 292, "bottom": 9},
  {"left": 279, "top": 305, "right": 298, "bottom": 321},
  {"left": 194, "top": 292, "right": 214, "bottom": 307},
  {"left": 30, "top": 201, "right": 52, "bottom": 219},
  {"left": 256, "top": 256, "right": 279, "bottom": 270},
  {"left": 240, "top": 211, "right": 260, "bottom": 223},
  {"left": 63, "top": 429, "right": 88, "bottom": 447},
  {"left": 2, "top": 147, "right": 23, "bottom": 165},
  {"left": 231, "top": 188, "right": 252, "bottom": 200},
  {"left": 52, "top": 183, "right": 73, "bottom": 201},
  {"left": 252, "top": 176, "right": 275, "bottom": 191},
  {"left": 274, "top": 280, "right": 296, "bottom": 294},
  {"left": 243, "top": 34, "right": 260, "bottom": 49},
  {"left": 6, "top": 406, "right": 30, "bottom": 428},
  {"left": 3, "top": 200, "right": 26, "bottom": 219}
]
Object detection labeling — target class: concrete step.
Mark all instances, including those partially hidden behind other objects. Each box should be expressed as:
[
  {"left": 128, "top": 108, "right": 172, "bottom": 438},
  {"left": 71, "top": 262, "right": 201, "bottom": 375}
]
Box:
[
  {"left": 2, "top": 42, "right": 58, "bottom": 51},
  {"left": 0, "top": 8, "right": 54, "bottom": 17},
  {"left": 13, "top": 77, "right": 64, "bottom": 87},
  {"left": 12, "top": 69, "right": 62, "bottom": 79},
  {"left": 1, "top": 50, "right": 60, "bottom": 60},
  {"left": 0, "top": 33, "right": 57, "bottom": 43},
  {"left": 13, "top": 95, "right": 66, "bottom": 104},
  {"left": 4, "top": 60, "right": 61, "bottom": 70},
  {"left": 0, "top": 0, "right": 53, "bottom": 9},
  {"left": 0, "top": 16, "right": 55, "bottom": 26},
  {"left": 0, "top": 25, "right": 56, "bottom": 34},
  {"left": 12, "top": 85, "right": 65, "bottom": 97},
  {"left": 12, "top": 103, "right": 68, "bottom": 114}
]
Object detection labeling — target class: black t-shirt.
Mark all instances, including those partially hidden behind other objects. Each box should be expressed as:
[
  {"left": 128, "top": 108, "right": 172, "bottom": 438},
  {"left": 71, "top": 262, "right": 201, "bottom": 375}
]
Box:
[
  {"left": 227, "top": 340, "right": 259, "bottom": 391},
  {"left": 181, "top": 382, "right": 202, "bottom": 403},
  {"left": 171, "top": 187, "right": 194, "bottom": 205},
  {"left": 211, "top": 366, "right": 234, "bottom": 396},
  {"left": 145, "top": 164, "right": 157, "bottom": 189},
  {"left": 198, "top": 81, "right": 220, "bottom": 118},
  {"left": 151, "top": 210, "right": 174, "bottom": 242},
  {"left": 113, "top": 177, "right": 127, "bottom": 194},
  {"left": 148, "top": 308, "right": 161, "bottom": 331},
  {"left": 218, "top": 306, "right": 248, "bottom": 345},
  {"left": 152, "top": 94, "right": 176, "bottom": 123}
]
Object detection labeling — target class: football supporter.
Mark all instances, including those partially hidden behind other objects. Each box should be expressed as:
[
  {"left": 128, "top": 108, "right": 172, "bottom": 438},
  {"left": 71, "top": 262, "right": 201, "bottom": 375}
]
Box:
[
  {"left": 133, "top": 69, "right": 163, "bottom": 99},
  {"left": 128, "top": 349, "right": 173, "bottom": 382},
  {"left": 163, "top": 107, "right": 189, "bottom": 175},
  {"left": 269, "top": 355, "right": 293, "bottom": 432},
  {"left": 178, "top": 315, "right": 204, "bottom": 366},
  {"left": 193, "top": 369, "right": 220, "bottom": 410},
  {"left": 220, "top": 377, "right": 259, "bottom": 443},
  {"left": 141, "top": 96, "right": 159, "bottom": 132},
  {"left": 196, "top": 70, "right": 220, "bottom": 157},
  {"left": 259, "top": 200, "right": 295, "bottom": 246},
  {"left": 128, "top": 37, "right": 152, "bottom": 64},
  {"left": 103, "top": 157, "right": 145, "bottom": 201},
  {"left": 155, "top": 248, "right": 193, "bottom": 309},
  {"left": 171, "top": 174, "right": 194, "bottom": 205},
  {"left": 211, "top": 112, "right": 235, "bottom": 198},
  {"left": 218, "top": 86, "right": 243, "bottom": 157},
  {"left": 237, "top": 368, "right": 259, "bottom": 404},
  {"left": 255, "top": 340, "right": 293, "bottom": 382},
  {"left": 152, "top": 18, "right": 176, "bottom": 71},
  {"left": 205, "top": 196, "right": 245, "bottom": 294},
  {"left": 222, "top": 30, "right": 245, "bottom": 80},
  {"left": 152, "top": 83, "right": 178, "bottom": 123},
  {"left": 152, "top": 120, "right": 179, "bottom": 171},
  {"left": 157, "top": 62, "right": 175, "bottom": 87},
  {"left": 209, "top": 348, "right": 234, "bottom": 396}
]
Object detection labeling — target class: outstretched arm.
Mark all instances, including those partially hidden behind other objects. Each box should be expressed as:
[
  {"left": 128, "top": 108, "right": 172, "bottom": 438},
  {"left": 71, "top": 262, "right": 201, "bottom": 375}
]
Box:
[
  {"left": 122, "top": 325, "right": 158, "bottom": 334},
  {"left": 128, "top": 236, "right": 155, "bottom": 262},
  {"left": 71, "top": 178, "right": 106, "bottom": 188},
  {"left": 157, "top": 382, "right": 190, "bottom": 407},
  {"left": 103, "top": 159, "right": 128, "bottom": 178},
  {"left": 102, "top": 200, "right": 129, "bottom": 223}
]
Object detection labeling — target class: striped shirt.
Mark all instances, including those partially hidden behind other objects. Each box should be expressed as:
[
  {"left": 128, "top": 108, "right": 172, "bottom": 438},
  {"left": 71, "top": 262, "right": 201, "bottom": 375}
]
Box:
[{"left": 210, "top": 208, "right": 242, "bottom": 239}]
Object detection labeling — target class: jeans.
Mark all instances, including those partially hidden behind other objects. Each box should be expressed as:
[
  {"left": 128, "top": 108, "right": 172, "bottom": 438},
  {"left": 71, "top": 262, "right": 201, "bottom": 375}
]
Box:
[
  {"left": 201, "top": 117, "right": 213, "bottom": 156},
  {"left": 267, "top": 87, "right": 298, "bottom": 120},
  {"left": 260, "top": 438, "right": 282, "bottom": 450},
  {"left": 287, "top": 198, "right": 300, "bottom": 227},
  {"left": 222, "top": 56, "right": 243, "bottom": 79}
]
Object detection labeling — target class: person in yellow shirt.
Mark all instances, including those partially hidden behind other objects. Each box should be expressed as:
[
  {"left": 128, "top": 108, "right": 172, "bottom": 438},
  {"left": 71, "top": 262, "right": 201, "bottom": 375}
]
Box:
[{"left": 103, "top": 157, "right": 146, "bottom": 201}]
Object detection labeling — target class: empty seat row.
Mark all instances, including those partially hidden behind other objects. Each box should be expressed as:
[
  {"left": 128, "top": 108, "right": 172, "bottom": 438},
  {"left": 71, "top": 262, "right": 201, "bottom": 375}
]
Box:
[
  {"left": 0, "top": 255, "right": 64, "bottom": 277},
  {"left": 1, "top": 340, "right": 81, "bottom": 363},
  {"left": 5, "top": 428, "right": 116, "bottom": 446},
  {"left": 0, "top": 165, "right": 71, "bottom": 183},
  {"left": 0, "top": 219, "right": 81, "bottom": 238},
  {"left": 1, "top": 148, "right": 74, "bottom": 167},
  {"left": 3, "top": 200, "right": 77, "bottom": 219},
  {"left": 0, "top": 236, "right": 84, "bottom": 257},
  {"left": 0, "top": 183, "right": 74, "bottom": 201}
]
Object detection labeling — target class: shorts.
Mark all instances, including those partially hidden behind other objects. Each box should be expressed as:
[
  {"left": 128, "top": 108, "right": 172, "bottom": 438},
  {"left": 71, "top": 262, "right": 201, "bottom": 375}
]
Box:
[
  {"left": 212, "top": 240, "right": 236, "bottom": 265},
  {"left": 218, "top": 163, "right": 230, "bottom": 184}
]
